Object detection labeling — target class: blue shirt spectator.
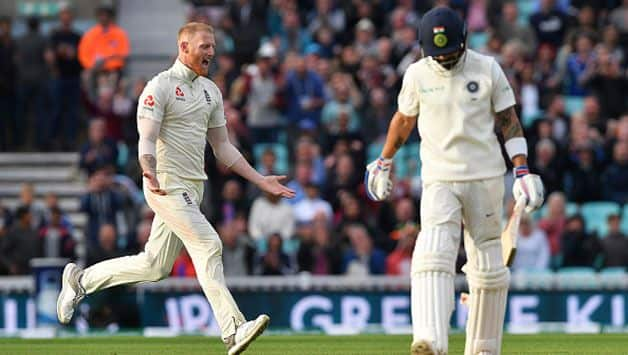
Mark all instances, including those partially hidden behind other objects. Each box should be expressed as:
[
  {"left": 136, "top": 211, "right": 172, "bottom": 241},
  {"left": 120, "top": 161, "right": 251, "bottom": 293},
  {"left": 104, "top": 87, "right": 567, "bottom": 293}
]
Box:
[
  {"left": 343, "top": 224, "right": 386, "bottom": 275},
  {"left": 285, "top": 57, "right": 324, "bottom": 125}
]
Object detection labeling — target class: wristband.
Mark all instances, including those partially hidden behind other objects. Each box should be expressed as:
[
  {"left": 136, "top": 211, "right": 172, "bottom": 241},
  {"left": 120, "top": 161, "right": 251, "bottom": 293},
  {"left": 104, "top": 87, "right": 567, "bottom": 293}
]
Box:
[
  {"left": 504, "top": 137, "right": 528, "bottom": 160},
  {"left": 513, "top": 165, "right": 529, "bottom": 178},
  {"left": 377, "top": 157, "right": 392, "bottom": 171}
]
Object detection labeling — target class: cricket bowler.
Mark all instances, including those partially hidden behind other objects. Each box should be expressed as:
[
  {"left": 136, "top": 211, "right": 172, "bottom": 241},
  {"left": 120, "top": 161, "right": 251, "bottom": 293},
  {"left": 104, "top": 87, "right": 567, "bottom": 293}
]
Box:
[
  {"left": 365, "top": 7, "right": 544, "bottom": 355},
  {"left": 57, "top": 22, "right": 295, "bottom": 355}
]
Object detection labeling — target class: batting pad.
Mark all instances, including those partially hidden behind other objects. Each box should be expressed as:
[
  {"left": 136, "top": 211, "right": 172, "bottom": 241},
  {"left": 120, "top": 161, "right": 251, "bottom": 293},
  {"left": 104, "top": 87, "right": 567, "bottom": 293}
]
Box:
[
  {"left": 462, "top": 239, "right": 510, "bottom": 355},
  {"left": 411, "top": 226, "right": 459, "bottom": 353}
]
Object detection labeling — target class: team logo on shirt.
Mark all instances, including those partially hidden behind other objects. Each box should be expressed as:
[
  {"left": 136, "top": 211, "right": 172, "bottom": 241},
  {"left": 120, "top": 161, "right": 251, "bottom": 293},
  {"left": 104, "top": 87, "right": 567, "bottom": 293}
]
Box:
[
  {"left": 203, "top": 89, "right": 212, "bottom": 105},
  {"left": 466, "top": 81, "right": 479, "bottom": 93},
  {"left": 143, "top": 95, "right": 155, "bottom": 108},
  {"left": 433, "top": 26, "right": 448, "bottom": 48},
  {"left": 175, "top": 86, "right": 186, "bottom": 101}
]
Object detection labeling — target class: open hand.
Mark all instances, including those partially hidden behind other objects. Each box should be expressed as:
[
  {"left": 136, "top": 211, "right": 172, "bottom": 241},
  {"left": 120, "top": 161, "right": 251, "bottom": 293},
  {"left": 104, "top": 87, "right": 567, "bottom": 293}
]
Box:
[
  {"left": 143, "top": 171, "right": 167, "bottom": 195},
  {"left": 258, "top": 175, "right": 295, "bottom": 199}
]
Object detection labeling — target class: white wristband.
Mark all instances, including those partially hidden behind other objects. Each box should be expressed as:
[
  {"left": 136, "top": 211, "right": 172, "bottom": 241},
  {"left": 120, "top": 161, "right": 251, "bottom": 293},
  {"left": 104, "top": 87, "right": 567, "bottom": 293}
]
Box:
[{"left": 504, "top": 137, "right": 528, "bottom": 160}]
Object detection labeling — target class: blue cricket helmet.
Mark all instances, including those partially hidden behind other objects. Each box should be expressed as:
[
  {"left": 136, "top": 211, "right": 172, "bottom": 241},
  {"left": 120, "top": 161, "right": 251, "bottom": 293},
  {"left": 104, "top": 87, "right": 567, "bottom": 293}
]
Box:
[{"left": 419, "top": 7, "right": 467, "bottom": 58}]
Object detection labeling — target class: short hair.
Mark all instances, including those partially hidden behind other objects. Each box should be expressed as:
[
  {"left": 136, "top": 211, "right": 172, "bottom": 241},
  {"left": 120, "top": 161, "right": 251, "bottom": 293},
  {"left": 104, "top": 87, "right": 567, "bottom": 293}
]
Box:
[{"left": 177, "top": 22, "right": 214, "bottom": 43}]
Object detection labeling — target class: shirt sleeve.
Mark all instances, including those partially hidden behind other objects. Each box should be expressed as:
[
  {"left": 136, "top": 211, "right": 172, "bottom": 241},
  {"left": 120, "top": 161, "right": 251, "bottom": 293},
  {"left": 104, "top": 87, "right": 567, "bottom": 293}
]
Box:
[
  {"left": 397, "top": 65, "right": 420, "bottom": 117},
  {"left": 208, "top": 85, "right": 227, "bottom": 128},
  {"left": 137, "top": 78, "right": 166, "bottom": 123},
  {"left": 491, "top": 59, "right": 516, "bottom": 113}
]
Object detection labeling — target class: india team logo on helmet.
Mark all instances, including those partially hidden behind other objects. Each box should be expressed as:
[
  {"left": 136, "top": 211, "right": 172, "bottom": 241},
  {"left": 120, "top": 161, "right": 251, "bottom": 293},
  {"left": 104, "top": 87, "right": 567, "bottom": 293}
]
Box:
[{"left": 433, "top": 26, "right": 448, "bottom": 48}]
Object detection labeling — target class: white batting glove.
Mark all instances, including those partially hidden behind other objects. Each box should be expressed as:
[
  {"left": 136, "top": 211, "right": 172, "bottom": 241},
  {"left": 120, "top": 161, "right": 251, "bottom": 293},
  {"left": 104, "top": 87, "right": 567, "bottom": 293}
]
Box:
[
  {"left": 365, "top": 157, "right": 393, "bottom": 201},
  {"left": 512, "top": 166, "right": 544, "bottom": 213}
]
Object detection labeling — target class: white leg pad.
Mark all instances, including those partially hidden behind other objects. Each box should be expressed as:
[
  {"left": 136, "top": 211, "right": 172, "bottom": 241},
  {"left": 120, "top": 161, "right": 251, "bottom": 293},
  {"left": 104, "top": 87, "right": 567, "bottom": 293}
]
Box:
[
  {"left": 411, "top": 226, "right": 460, "bottom": 354},
  {"left": 462, "top": 239, "right": 510, "bottom": 355}
]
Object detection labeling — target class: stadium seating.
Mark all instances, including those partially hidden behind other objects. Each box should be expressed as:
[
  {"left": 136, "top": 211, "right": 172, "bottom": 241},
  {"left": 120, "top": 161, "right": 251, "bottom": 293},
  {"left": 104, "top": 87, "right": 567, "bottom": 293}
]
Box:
[
  {"left": 468, "top": 32, "right": 488, "bottom": 50},
  {"left": 367, "top": 142, "right": 421, "bottom": 178},
  {"left": 598, "top": 267, "right": 628, "bottom": 289},
  {"left": 511, "top": 269, "right": 555, "bottom": 290},
  {"left": 580, "top": 201, "right": 621, "bottom": 238},
  {"left": 563, "top": 96, "right": 585, "bottom": 116},
  {"left": 621, "top": 205, "right": 628, "bottom": 235},
  {"left": 530, "top": 202, "right": 579, "bottom": 221},
  {"left": 556, "top": 267, "right": 599, "bottom": 290}
]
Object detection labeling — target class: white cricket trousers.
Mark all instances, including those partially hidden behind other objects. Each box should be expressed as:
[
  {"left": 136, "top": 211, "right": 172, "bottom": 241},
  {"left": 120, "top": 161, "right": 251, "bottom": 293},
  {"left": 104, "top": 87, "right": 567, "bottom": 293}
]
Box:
[{"left": 81, "top": 172, "right": 246, "bottom": 338}]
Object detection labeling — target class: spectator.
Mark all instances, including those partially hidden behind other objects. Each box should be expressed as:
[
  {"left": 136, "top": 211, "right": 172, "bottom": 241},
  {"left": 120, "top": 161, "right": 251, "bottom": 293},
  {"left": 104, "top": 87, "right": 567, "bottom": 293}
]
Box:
[
  {"left": 215, "top": 179, "right": 247, "bottom": 224},
  {"left": 584, "top": 44, "right": 627, "bottom": 120},
  {"left": 248, "top": 191, "right": 295, "bottom": 241},
  {"left": 343, "top": 224, "right": 386, "bottom": 275},
  {"left": 275, "top": 9, "right": 312, "bottom": 56},
  {"left": 361, "top": 87, "right": 393, "bottom": 142},
  {"left": 293, "top": 183, "right": 333, "bottom": 225},
  {"left": 18, "top": 182, "right": 46, "bottom": 229},
  {"left": 538, "top": 192, "right": 568, "bottom": 256},
  {"left": 227, "top": 0, "right": 267, "bottom": 67},
  {"left": 0, "top": 16, "right": 16, "bottom": 150},
  {"left": 0, "top": 206, "right": 40, "bottom": 275},
  {"left": 242, "top": 44, "right": 285, "bottom": 143},
  {"left": 564, "top": 144, "right": 601, "bottom": 203},
  {"left": 533, "top": 138, "right": 563, "bottom": 195},
  {"left": 511, "top": 216, "right": 551, "bottom": 272},
  {"left": 601, "top": 214, "right": 628, "bottom": 267},
  {"left": 220, "top": 221, "right": 255, "bottom": 276},
  {"left": 497, "top": 1, "right": 536, "bottom": 56},
  {"left": 287, "top": 161, "right": 313, "bottom": 205},
  {"left": 601, "top": 141, "right": 628, "bottom": 204},
  {"left": 15, "top": 16, "right": 48, "bottom": 149},
  {"left": 87, "top": 223, "right": 124, "bottom": 265},
  {"left": 307, "top": 0, "right": 346, "bottom": 36},
  {"left": 321, "top": 79, "right": 361, "bottom": 135},
  {"left": 386, "top": 232, "right": 416, "bottom": 276},
  {"left": 258, "top": 148, "right": 278, "bottom": 176},
  {"left": 284, "top": 56, "right": 325, "bottom": 127},
  {"left": 565, "top": 32, "right": 595, "bottom": 96},
  {"left": 297, "top": 213, "right": 342, "bottom": 274},
  {"left": 560, "top": 215, "right": 601, "bottom": 267},
  {"left": 80, "top": 167, "right": 122, "bottom": 248},
  {"left": 258, "top": 233, "right": 292, "bottom": 275},
  {"left": 39, "top": 206, "right": 75, "bottom": 259},
  {"left": 609, "top": 0, "right": 628, "bottom": 34},
  {"left": 43, "top": 192, "right": 73, "bottom": 231},
  {"left": 78, "top": 6, "right": 130, "bottom": 73},
  {"left": 294, "top": 137, "right": 326, "bottom": 185},
  {"left": 323, "top": 153, "right": 359, "bottom": 206},
  {"left": 47, "top": 5, "right": 82, "bottom": 150},
  {"left": 529, "top": 0, "right": 570, "bottom": 49},
  {"left": 79, "top": 119, "right": 119, "bottom": 175},
  {"left": 171, "top": 249, "right": 196, "bottom": 277}
]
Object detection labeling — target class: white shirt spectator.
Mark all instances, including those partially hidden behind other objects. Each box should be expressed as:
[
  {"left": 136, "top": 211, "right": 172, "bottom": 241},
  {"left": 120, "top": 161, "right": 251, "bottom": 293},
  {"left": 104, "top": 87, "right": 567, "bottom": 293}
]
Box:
[
  {"left": 511, "top": 223, "right": 551, "bottom": 272},
  {"left": 248, "top": 194, "right": 295, "bottom": 241},
  {"left": 293, "top": 187, "right": 333, "bottom": 224}
]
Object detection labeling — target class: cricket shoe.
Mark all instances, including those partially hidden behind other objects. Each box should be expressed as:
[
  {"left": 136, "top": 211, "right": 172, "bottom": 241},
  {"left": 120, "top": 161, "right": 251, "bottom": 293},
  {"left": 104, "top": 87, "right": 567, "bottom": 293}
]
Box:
[
  {"left": 224, "top": 314, "right": 270, "bottom": 355},
  {"left": 411, "top": 340, "right": 444, "bottom": 355},
  {"left": 57, "top": 263, "right": 86, "bottom": 324}
]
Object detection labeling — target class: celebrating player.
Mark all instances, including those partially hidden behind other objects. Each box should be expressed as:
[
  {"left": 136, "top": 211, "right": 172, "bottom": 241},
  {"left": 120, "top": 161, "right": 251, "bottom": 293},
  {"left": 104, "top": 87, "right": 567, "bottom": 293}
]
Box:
[
  {"left": 57, "top": 22, "right": 295, "bottom": 355},
  {"left": 364, "top": 7, "right": 544, "bottom": 355}
]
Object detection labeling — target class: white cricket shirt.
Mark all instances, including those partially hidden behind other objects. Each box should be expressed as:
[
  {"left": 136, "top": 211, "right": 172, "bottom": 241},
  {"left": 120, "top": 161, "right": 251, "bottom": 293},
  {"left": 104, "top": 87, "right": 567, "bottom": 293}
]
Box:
[
  {"left": 397, "top": 49, "right": 516, "bottom": 183},
  {"left": 137, "top": 60, "right": 226, "bottom": 180}
]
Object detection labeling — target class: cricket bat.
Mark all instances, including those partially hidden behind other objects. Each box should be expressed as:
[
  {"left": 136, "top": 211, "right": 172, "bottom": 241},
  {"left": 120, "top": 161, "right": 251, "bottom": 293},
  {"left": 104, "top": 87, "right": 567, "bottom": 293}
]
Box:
[{"left": 502, "top": 196, "right": 527, "bottom": 267}]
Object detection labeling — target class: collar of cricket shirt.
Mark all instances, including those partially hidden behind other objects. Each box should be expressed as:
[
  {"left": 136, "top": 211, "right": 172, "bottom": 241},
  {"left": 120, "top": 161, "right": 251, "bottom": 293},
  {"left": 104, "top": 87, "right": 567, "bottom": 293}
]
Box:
[{"left": 172, "top": 59, "right": 199, "bottom": 83}]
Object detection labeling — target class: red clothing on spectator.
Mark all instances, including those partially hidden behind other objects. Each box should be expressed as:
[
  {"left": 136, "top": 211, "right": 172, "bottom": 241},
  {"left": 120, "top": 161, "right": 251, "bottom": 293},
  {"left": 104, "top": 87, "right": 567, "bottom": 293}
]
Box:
[
  {"left": 538, "top": 216, "right": 566, "bottom": 255},
  {"left": 171, "top": 252, "right": 196, "bottom": 277}
]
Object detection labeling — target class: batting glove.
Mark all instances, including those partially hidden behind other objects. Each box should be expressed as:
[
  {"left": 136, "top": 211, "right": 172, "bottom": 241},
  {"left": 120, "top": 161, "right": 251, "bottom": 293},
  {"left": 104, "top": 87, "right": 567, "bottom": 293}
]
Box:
[
  {"left": 365, "top": 157, "right": 393, "bottom": 201},
  {"left": 512, "top": 165, "right": 544, "bottom": 213}
]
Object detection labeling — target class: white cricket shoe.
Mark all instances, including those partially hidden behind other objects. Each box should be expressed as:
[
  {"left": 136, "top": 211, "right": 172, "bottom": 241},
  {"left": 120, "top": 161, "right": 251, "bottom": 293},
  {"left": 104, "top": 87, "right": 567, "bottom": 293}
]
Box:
[
  {"left": 56, "top": 263, "right": 85, "bottom": 324},
  {"left": 225, "top": 314, "right": 270, "bottom": 355},
  {"left": 411, "top": 340, "right": 438, "bottom": 355}
]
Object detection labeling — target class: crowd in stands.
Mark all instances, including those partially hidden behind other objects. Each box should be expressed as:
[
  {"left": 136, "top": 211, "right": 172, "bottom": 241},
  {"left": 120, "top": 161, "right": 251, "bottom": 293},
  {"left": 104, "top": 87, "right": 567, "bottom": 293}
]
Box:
[{"left": 0, "top": 0, "right": 627, "bottom": 280}]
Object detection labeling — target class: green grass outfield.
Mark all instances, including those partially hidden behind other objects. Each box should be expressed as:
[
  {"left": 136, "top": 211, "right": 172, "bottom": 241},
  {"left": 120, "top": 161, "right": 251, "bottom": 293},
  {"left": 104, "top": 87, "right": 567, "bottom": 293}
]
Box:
[{"left": 0, "top": 334, "right": 627, "bottom": 355}]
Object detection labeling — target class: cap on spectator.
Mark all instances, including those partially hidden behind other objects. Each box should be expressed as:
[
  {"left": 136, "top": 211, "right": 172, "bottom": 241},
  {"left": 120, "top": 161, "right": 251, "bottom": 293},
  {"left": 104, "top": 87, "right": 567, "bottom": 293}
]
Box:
[
  {"left": 257, "top": 43, "right": 276, "bottom": 59},
  {"left": 356, "top": 18, "right": 374, "bottom": 32}
]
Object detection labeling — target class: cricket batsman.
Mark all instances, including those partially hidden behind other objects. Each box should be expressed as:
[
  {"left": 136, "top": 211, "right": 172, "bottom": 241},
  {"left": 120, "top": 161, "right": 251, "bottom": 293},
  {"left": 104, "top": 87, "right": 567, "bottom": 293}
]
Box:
[
  {"left": 365, "top": 7, "right": 544, "bottom": 355},
  {"left": 57, "top": 22, "right": 295, "bottom": 355}
]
